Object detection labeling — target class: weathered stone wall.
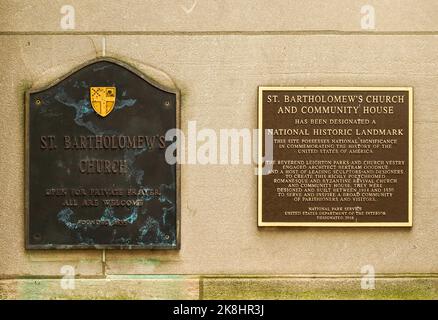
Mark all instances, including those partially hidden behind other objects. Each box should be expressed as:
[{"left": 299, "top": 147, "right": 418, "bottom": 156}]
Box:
[{"left": 0, "top": 0, "right": 437, "bottom": 299}]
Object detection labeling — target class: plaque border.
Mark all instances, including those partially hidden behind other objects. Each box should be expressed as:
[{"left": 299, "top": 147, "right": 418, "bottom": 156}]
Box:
[
  {"left": 257, "top": 86, "right": 413, "bottom": 227},
  {"left": 25, "top": 57, "right": 181, "bottom": 249}
]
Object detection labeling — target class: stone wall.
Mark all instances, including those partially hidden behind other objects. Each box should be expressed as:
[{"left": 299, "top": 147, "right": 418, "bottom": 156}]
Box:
[{"left": 0, "top": 0, "right": 437, "bottom": 299}]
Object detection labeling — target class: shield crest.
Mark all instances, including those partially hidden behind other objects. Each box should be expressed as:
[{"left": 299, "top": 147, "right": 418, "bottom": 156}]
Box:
[{"left": 90, "top": 87, "right": 116, "bottom": 117}]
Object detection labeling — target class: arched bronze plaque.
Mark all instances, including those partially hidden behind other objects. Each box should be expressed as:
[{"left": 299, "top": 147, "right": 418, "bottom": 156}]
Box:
[{"left": 25, "top": 58, "right": 180, "bottom": 249}]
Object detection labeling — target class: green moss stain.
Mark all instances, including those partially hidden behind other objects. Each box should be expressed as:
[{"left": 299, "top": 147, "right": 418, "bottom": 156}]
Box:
[
  {"left": 18, "top": 280, "right": 50, "bottom": 300},
  {"left": 2, "top": 277, "right": 436, "bottom": 300},
  {"left": 113, "top": 258, "right": 163, "bottom": 267},
  {"left": 201, "top": 279, "right": 438, "bottom": 300}
]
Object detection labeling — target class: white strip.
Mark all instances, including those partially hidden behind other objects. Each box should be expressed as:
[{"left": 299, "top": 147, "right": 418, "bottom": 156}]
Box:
[{"left": 102, "top": 37, "right": 106, "bottom": 56}]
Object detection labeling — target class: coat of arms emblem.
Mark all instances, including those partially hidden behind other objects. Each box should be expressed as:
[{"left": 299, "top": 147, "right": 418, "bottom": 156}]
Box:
[{"left": 90, "top": 87, "right": 116, "bottom": 117}]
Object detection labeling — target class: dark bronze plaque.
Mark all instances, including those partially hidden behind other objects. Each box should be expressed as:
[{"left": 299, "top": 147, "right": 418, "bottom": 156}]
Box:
[
  {"left": 258, "top": 87, "right": 412, "bottom": 227},
  {"left": 25, "top": 58, "right": 180, "bottom": 249}
]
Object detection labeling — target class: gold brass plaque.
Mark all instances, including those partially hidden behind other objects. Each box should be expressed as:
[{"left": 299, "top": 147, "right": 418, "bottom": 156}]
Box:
[{"left": 258, "top": 87, "right": 413, "bottom": 227}]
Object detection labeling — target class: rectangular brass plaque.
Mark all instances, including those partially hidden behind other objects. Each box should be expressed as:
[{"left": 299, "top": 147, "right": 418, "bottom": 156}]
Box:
[
  {"left": 258, "top": 87, "right": 412, "bottom": 227},
  {"left": 25, "top": 58, "right": 180, "bottom": 249}
]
